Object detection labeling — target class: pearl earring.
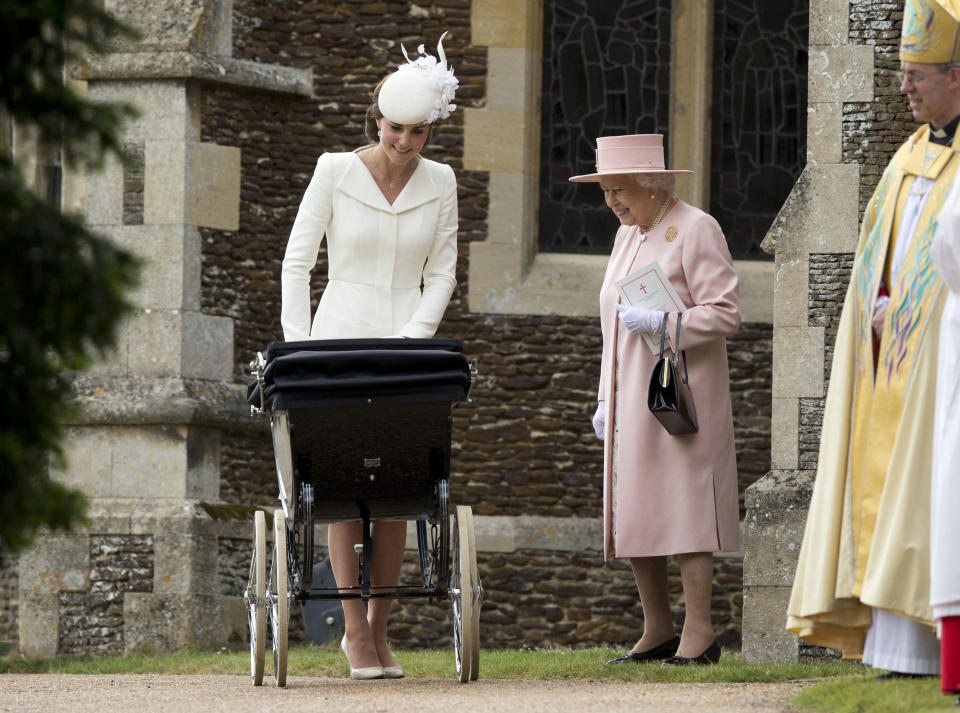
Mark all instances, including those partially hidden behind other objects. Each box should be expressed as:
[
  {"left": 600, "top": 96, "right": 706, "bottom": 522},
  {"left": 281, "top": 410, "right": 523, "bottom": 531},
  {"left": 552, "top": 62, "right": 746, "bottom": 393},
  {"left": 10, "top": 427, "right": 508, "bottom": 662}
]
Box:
[
  {"left": 650, "top": 192, "right": 655, "bottom": 199},
  {"left": 377, "top": 130, "right": 382, "bottom": 138}
]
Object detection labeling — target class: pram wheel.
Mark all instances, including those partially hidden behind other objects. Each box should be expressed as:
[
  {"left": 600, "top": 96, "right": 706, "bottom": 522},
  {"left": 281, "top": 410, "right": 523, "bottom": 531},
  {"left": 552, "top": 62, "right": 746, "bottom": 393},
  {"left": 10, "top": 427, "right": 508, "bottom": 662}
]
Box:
[
  {"left": 452, "top": 505, "right": 480, "bottom": 682},
  {"left": 270, "top": 509, "right": 289, "bottom": 686},
  {"left": 465, "top": 507, "right": 480, "bottom": 681},
  {"left": 246, "top": 510, "right": 267, "bottom": 686}
]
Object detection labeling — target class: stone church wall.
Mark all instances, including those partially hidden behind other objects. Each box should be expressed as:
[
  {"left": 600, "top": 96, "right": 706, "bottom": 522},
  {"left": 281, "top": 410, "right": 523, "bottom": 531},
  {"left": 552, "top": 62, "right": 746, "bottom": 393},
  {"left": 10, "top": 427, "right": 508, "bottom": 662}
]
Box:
[{"left": 0, "top": 0, "right": 773, "bottom": 654}]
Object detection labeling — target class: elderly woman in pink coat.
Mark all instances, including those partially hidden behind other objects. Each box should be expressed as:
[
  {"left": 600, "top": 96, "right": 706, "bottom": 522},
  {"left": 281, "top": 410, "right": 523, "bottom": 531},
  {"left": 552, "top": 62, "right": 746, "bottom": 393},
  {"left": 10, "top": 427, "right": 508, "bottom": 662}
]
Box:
[{"left": 571, "top": 134, "right": 741, "bottom": 666}]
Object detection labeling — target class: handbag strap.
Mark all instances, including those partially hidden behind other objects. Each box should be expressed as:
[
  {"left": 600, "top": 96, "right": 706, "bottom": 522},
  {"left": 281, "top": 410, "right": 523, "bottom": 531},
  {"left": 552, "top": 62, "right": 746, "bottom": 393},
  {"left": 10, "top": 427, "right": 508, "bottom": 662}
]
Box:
[
  {"left": 676, "top": 312, "right": 691, "bottom": 386},
  {"left": 657, "top": 312, "right": 670, "bottom": 358}
]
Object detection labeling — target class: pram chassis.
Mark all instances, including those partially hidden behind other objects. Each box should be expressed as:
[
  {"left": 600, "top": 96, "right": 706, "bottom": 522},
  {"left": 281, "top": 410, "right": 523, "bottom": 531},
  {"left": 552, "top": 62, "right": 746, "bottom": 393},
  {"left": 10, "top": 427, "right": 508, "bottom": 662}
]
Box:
[{"left": 243, "top": 339, "right": 481, "bottom": 685}]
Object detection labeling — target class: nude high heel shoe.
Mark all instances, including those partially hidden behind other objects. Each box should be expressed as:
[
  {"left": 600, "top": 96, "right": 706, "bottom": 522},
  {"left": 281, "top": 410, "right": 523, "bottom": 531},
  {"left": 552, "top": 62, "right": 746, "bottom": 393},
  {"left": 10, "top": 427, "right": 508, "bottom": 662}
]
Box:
[
  {"left": 381, "top": 663, "right": 405, "bottom": 679},
  {"left": 341, "top": 636, "right": 384, "bottom": 680}
]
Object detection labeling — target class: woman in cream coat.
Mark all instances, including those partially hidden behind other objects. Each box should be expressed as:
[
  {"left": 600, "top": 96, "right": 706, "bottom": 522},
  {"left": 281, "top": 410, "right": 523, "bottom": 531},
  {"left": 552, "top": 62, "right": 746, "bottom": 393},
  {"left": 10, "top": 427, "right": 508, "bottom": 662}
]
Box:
[
  {"left": 572, "top": 134, "right": 741, "bottom": 666},
  {"left": 281, "top": 37, "right": 459, "bottom": 680}
]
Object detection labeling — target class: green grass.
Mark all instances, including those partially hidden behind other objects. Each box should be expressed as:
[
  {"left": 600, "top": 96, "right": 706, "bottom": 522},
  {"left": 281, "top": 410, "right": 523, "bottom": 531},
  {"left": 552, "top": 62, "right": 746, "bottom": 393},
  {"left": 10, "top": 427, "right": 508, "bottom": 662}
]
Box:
[
  {"left": 793, "top": 676, "right": 959, "bottom": 713},
  {"left": 1, "top": 643, "right": 956, "bottom": 712},
  {"left": 0, "top": 642, "right": 857, "bottom": 682}
]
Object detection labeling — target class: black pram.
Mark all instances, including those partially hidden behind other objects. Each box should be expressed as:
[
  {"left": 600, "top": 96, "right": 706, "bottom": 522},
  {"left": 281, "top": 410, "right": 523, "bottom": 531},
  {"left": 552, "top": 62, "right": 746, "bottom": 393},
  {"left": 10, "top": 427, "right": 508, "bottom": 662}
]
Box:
[{"left": 244, "top": 338, "right": 481, "bottom": 686}]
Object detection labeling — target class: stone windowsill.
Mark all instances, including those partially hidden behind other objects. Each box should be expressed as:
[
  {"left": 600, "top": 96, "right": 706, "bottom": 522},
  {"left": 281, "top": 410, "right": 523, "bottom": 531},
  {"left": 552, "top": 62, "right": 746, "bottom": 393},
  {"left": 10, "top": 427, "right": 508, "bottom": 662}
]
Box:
[{"left": 470, "top": 250, "right": 774, "bottom": 323}]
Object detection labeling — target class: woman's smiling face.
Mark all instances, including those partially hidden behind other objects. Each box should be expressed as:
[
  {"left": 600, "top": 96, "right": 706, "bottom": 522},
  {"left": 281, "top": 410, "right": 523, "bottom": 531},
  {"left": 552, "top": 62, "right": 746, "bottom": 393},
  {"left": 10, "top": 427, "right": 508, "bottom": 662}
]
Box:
[
  {"left": 378, "top": 119, "right": 429, "bottom": 165},
  {"left": 599, "top": 174, "right": 648, "bottom": 227}
]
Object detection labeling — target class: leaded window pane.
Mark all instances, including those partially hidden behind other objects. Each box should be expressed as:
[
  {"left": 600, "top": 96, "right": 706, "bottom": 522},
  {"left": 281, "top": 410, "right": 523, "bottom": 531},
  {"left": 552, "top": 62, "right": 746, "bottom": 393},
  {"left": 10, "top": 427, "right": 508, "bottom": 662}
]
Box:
[
  {"left": 710, "top": 0, "right": 808, "bottom": 260},
  {"left": 539, "top": 0, "right": 672, "bottom": 254}
]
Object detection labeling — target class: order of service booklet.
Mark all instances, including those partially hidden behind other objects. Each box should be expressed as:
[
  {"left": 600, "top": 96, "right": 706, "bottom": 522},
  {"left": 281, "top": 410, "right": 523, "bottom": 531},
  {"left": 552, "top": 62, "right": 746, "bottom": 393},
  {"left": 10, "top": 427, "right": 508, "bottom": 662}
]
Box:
[{"left": 614, "top": 261, "right": 686, "bottom": 355}]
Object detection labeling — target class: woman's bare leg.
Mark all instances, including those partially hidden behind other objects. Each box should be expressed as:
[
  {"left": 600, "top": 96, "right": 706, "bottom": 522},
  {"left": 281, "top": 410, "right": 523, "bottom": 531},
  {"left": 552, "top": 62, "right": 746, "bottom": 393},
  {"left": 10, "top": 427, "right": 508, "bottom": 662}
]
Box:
[
  {"left": 366, "top": 519, "right": 407, "bottom": 668},
  {"left": 675, "top": 551, "right": 716, "bottom": 657},
  {"left": 628, "top": 555, "right": 676, "bottom": 652},
  {"left": 327, "top": 521, "right": 380, "bottom": 668}
]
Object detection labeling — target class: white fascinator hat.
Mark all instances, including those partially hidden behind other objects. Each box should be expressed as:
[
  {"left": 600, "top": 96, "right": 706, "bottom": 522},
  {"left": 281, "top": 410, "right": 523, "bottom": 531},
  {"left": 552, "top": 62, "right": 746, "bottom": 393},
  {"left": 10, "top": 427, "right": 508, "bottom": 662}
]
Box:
[{"left": 377, "top": 32, "right": 459, "bottom": 125}]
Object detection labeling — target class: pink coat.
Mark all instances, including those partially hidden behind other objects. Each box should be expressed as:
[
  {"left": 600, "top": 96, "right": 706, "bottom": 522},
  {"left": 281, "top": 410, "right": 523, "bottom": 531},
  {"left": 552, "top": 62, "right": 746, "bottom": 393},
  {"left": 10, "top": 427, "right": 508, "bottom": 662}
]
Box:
[{"left": 598, "top": 199, "right": 741, "bottom": 559}]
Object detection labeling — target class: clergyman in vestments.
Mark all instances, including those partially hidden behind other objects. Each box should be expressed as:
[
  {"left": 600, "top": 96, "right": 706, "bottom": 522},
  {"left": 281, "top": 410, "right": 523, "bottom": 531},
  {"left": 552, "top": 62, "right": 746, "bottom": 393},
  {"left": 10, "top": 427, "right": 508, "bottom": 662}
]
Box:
[{"left": 787, "top": 0, "right": 960, "bottom": 676}]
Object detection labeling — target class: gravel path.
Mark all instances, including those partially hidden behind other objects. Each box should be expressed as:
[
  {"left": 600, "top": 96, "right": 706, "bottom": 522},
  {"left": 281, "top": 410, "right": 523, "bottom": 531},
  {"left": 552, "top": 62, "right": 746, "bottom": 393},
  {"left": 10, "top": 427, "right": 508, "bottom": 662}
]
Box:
[{"left": 0, "top": 674, "right": 808, "bottom": 713}]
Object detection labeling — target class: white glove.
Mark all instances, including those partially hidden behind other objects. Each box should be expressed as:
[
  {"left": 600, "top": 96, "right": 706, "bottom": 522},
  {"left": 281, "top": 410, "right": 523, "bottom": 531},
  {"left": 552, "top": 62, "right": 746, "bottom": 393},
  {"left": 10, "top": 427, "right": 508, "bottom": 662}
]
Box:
[
  {"left": 592, "top": 401, "right": 606, "bottom": 440},
  {"left": 615, "top": 304, "right": 664, "bottom": 335}
]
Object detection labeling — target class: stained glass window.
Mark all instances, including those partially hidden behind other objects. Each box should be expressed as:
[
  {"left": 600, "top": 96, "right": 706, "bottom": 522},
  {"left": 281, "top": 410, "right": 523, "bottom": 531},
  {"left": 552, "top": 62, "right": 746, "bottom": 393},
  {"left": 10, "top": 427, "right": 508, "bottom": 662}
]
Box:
[
  {"left": 710, "top": 0, "right": 808, "bottom": 259},
  {"left": 539, "top": 0, "right": 672, "bottom": 254}
]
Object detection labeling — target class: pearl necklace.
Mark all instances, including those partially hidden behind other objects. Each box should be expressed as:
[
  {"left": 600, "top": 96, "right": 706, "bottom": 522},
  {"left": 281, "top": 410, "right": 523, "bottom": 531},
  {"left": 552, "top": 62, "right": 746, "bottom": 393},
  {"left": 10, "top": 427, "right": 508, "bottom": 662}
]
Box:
[{"left": 641, "top": 195, "right": 673, "bottom": 233}]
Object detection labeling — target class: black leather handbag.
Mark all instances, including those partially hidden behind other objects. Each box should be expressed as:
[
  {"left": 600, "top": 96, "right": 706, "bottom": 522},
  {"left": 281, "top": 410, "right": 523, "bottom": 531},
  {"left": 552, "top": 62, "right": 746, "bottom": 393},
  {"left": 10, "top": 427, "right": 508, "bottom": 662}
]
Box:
[{"left": 647, "top": 312, "right": 699, "bottom": 435}]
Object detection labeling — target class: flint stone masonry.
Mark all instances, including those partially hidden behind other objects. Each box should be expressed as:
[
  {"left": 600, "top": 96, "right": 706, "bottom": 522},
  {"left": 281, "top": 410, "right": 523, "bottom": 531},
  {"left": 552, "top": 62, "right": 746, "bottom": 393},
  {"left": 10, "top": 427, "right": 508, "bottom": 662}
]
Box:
[
  {"left": 59, "top": 591, "right": 124, "bottom": 655},
  {"left": 845, "top": 0, "right": 914, "bottom": 218},
  {"left": 389, "top": 549, "right": 744, "bottom": 651},
  {"left": 217, "top": 537, "right": 251, "bottom": 598},
  {"left": 58, "top": 536, "right": 153, "bottom": 656},
  {"left": 800, "top": 252, "right": 854, "bottom": 469},
  {"left": 0, "top": 553, "right": 16, "bottom": 645},
  {"left": 89, "top": 536, "right": 154, "bottom": 594},
  {"left": 808, "top": 252, "right": 855, "bottom": 379},
  {"left": 123, "top": 142, "right": 145, "bottom": 225}
]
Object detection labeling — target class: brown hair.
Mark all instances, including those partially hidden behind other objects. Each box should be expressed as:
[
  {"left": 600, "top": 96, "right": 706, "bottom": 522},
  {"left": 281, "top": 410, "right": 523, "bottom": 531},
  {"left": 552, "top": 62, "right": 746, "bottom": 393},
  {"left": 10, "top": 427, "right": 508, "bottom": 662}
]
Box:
[{"left": 364, "top": 78, "right": 388, "bottom": 144}]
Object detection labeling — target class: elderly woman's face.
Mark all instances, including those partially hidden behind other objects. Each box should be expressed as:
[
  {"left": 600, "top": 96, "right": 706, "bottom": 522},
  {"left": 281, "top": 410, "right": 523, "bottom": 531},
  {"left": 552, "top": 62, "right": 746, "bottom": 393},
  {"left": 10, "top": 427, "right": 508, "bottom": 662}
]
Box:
[{"left": 599, "top": 175, "right": 649, "bottom": 227}]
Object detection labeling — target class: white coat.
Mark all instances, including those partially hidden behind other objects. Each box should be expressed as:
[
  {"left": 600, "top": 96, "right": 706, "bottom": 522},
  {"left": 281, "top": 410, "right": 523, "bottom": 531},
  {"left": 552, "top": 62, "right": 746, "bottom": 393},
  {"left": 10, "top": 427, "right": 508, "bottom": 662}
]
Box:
[
  {"left": 281, "top": 150, "right": 458, "bottom": 341},
  {"left": 931, "top": 176, "right": 960, "bottom": 621}
]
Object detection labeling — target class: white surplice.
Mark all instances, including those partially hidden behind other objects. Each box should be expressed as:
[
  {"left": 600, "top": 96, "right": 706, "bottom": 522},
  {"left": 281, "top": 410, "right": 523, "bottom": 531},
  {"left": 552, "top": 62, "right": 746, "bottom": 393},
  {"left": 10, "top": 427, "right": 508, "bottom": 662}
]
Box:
[{"left": 930, "top": 175, "right": 960, "bottom": 623}]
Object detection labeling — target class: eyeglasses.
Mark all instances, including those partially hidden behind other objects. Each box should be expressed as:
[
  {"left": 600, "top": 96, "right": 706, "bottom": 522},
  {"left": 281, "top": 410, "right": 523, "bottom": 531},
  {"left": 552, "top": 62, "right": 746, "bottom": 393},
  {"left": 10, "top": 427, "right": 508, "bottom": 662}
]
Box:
[{"left": 897, "top": 67, "right": 949, "bottom": 86}]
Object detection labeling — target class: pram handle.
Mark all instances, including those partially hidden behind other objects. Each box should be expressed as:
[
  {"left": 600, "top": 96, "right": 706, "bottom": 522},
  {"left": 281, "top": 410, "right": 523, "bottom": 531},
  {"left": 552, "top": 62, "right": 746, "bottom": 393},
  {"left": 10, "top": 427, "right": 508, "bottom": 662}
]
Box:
[{"left": 249, "top": 351, "right": 267, "bottom": 416}]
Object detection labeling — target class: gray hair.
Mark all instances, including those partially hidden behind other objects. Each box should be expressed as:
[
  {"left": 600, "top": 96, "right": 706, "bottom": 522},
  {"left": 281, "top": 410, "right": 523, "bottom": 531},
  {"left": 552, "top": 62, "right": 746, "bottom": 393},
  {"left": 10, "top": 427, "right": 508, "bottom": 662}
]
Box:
[
  {"left": 633, "top": 172, "right": 676, "bottom": 195},
  {"left": 932, "top": 62, "right": 960, "bottom": 75}
]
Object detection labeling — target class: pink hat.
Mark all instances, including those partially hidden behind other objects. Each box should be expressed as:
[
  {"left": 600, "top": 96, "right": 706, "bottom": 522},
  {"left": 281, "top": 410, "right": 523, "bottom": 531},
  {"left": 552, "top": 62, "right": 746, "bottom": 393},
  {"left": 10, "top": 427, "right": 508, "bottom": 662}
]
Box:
[{"left": 568, "top": 134, "right": 693, "bottom": 182}]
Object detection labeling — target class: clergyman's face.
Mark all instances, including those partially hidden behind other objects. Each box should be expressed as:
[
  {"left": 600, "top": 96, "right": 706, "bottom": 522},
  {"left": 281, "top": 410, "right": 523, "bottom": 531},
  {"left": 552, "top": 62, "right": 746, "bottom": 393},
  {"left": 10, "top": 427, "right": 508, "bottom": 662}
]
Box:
[{"left": 899, "top": 61, "right": 958, "bottom": 128}]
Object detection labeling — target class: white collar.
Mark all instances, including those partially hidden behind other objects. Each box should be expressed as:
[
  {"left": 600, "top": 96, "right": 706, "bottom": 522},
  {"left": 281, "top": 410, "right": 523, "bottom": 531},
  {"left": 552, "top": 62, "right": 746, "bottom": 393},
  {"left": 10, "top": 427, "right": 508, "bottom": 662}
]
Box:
[{"left": 338, "top": 153, "right": 440, "bottom": 214}]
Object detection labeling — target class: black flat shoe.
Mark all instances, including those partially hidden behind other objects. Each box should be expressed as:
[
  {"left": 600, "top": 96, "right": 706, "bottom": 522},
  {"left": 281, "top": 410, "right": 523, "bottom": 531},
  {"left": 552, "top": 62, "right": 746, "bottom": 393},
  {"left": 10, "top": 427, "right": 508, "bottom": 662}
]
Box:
[
  {"left": 606, "top": 635, "right": 680, "bottom": 664},
  {"left": 661, "top": 638, "right": 721, "bottom": 666}
]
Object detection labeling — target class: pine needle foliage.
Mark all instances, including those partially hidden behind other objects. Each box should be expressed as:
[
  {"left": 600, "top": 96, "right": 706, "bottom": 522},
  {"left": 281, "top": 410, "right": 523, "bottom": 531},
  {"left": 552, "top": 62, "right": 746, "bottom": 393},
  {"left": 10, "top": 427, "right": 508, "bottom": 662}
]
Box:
[{"left": 0, "top": 0, "right": 141, "bottom": 552}]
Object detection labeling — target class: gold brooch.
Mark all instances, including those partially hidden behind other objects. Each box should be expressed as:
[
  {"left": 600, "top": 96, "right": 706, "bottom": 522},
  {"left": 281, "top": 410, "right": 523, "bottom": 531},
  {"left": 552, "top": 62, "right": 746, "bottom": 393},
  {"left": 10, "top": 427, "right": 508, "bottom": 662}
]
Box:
[{"left": 665, "top": 227, "right": 678, "bottom": 243}]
